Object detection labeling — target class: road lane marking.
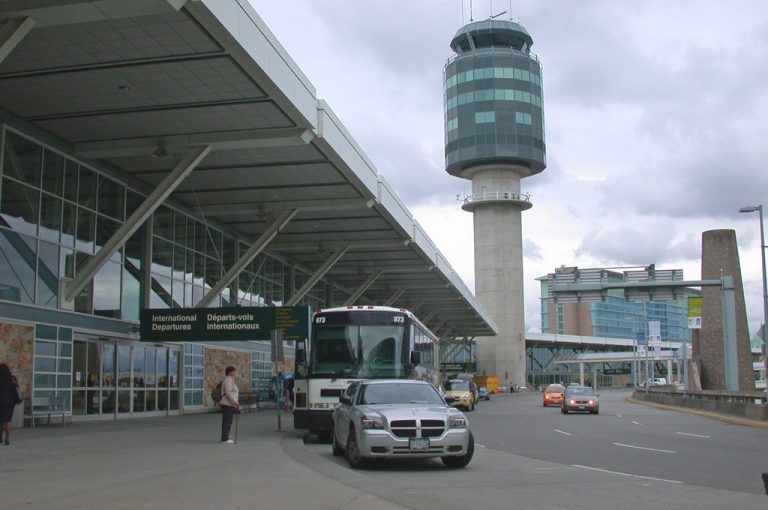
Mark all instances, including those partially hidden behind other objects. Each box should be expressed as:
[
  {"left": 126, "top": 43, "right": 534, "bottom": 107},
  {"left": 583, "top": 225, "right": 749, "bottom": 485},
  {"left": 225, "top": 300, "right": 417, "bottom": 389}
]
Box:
[
  {"left": 476, "top": 444, "right": 486, "bottom": 448},
  {"left": 616, "top": 414, "right": 622, "bottom": 418},
  {"left": 572, "top": 464, "right": 683, "bottom": 484},
  {"left": 613, "top": 442, "right": 675, "bottom": 454},
  {"left": 676, "top": 432, "right": 710, "bottom": 439},
  {"left": 631, "top": 420, "right": 642, "bottom": 425},
  {"left": 555, "top": 429, "right": 572, "bottom": 436}
]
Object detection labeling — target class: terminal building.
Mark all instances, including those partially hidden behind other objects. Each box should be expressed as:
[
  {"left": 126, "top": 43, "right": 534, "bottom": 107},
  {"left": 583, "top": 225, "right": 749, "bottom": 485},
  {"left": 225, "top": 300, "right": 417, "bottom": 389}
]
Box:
[{"left": 0, "top": 1, "right": 496, "bottom": 425}]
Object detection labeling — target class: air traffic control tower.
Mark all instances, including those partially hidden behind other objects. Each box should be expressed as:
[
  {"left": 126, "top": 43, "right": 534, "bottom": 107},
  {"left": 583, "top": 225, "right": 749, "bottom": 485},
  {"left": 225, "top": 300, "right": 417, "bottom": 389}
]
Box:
[{"left": 444, "top": 19, "right": 546, "bottom": 387}]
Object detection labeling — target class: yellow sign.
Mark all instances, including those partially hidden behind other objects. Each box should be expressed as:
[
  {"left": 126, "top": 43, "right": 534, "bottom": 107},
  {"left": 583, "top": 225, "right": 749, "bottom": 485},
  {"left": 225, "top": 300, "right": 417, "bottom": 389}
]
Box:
[{"left": 688, "top": 296, "right": 703, "bottom": 329}]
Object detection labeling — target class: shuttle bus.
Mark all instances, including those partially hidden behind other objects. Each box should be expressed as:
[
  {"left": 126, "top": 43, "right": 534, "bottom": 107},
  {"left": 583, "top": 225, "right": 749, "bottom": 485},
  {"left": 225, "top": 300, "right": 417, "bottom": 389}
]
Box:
[{"left": 293, "top": 306, "right": 440, "bottom": 438}]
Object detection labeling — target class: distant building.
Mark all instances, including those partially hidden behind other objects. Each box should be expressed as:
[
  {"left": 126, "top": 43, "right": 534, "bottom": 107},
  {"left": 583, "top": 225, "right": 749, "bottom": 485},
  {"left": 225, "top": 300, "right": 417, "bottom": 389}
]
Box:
[{"left": 537, "top": 267, "right": 696, "bottom": 343}]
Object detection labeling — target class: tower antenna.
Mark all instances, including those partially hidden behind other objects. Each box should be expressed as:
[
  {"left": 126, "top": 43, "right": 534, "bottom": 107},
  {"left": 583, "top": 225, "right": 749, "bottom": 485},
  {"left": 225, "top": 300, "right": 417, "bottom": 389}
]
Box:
[
  {"left": 469, "top": 0, "right": 473, "bottom": 21},
  {"left": 509, "top": 0, "right": 513, "bottom": 20},
  {"left": 461, "top": 0, "right": 465, "bottom": 24}
]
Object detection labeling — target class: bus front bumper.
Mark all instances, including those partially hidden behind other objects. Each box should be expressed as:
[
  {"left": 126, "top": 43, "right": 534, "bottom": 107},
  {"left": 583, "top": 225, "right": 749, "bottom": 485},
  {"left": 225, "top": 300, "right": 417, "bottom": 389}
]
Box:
[{"left": 294, "top": 409, "right": 333, "bottom": 433}]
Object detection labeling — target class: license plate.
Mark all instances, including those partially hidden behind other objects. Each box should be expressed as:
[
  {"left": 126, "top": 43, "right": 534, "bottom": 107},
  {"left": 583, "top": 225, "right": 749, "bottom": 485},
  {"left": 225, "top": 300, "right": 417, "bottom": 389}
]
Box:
[
  {"left": 409, "top": 438, "right": 430, "bottom": 452},
  {"left": 578, "top": 405, "right": 585, "bottom": 410}
]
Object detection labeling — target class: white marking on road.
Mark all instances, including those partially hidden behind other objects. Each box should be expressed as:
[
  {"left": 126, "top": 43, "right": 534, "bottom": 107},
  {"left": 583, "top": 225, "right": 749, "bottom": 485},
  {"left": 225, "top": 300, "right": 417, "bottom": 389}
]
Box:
[
  {"left": 676, "top": 432, "right": 710, "bottom": 439},
  {"left": 631, "top": 420, "right": 642, "bottom": 425},
  {"left": 616, "top": 414, "right": 622, "bottom": 418},
  {"left": 572, "top": 464, "right": 683, "bottom": 484},
  {"left": 613, "top": 442, "right": 676, "bottom": 454},
  {"left": 476, "top": 443, "right": 486, "bottom": 448},
  {"left": 555, "top": 429, "right": 572, "bottom": 436}
]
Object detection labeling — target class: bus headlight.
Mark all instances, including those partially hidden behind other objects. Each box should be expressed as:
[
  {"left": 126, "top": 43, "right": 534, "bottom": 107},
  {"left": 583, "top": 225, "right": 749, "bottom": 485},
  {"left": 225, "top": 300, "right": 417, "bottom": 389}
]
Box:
[
  {"left": 448, "top": 415, "right": 467, "bottom": 429},
  {"left": 360, "top": 414, "right": 385, "bottom": 429}
]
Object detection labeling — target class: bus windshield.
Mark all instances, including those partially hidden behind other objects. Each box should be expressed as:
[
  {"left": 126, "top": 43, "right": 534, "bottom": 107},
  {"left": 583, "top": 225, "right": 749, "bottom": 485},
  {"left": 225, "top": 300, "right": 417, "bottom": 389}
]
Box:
[{"left": 310, "top": 324, "right": 407, "bottom": 378}]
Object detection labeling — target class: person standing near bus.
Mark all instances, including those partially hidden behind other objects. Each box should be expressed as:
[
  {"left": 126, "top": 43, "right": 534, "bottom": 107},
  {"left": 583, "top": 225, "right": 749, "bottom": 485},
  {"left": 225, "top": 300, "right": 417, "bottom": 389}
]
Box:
[
  {"left": 220, "top": 366, "right": 240, "bottom": 444},
  {"left": 0, "top": 364, "right": 22, "bottom": 446}
]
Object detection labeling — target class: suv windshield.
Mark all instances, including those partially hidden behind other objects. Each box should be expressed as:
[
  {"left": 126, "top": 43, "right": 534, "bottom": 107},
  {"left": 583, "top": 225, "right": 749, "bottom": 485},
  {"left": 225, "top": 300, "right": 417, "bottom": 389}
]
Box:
[
  {"left": 445, "top": 380, "right": 470, "bottom": 391},
  {"left": 358, "top": 383, "right": 444, "bottom": 405},
  {"left": 310, "top": 325, "right": 406, "bottom": 378}
]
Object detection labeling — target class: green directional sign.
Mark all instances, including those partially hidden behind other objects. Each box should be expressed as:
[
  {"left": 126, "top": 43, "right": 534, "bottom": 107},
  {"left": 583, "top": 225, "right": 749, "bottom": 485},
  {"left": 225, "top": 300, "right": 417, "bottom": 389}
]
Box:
[
  {"left": 603, "top": 368, "right": 631, "bottom": 375},
  {"left": 139, "top": 306, "right": 310, "bottom": 342},
  {"left": 440, "top": 362, "right": 477, "bottom": 373}
]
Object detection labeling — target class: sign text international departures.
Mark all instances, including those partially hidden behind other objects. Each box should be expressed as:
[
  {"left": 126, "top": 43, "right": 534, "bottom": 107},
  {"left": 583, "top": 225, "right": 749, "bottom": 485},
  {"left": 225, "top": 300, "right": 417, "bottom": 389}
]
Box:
[{"left": 139, "top": 306, "right": 310, "bottom": 342}]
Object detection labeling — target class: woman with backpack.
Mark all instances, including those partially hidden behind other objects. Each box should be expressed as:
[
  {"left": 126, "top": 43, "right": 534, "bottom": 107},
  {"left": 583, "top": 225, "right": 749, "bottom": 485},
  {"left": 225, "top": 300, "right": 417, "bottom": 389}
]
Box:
[
  {"left": 219, "top": 366, "right": 240, "bottom": 444},
  {"left": 0, "top": 363, "right": 22, "bottom": 446}
]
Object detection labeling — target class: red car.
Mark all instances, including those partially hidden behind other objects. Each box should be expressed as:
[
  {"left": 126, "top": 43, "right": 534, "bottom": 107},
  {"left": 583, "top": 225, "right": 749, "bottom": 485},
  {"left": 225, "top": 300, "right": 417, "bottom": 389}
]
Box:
[{"left": 542, "top": 384, "right": 565, "bottom": 407}]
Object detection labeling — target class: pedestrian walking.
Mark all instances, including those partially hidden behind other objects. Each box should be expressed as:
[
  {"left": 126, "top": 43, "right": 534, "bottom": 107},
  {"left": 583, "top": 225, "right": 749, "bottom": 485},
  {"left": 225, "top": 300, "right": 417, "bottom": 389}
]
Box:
[
  {"left": 220, "top": 366, "right": 240, "bottom": 444},
  {"left": 0, "top": 364, "right": 22, "bottom": 446}
]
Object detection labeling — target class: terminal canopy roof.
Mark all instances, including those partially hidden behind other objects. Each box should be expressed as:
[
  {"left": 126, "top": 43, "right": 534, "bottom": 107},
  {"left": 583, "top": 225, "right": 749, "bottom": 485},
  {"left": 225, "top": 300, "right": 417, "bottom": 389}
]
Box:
[{"left": 0, "top": 0, "right": 497, "bottom": 337}]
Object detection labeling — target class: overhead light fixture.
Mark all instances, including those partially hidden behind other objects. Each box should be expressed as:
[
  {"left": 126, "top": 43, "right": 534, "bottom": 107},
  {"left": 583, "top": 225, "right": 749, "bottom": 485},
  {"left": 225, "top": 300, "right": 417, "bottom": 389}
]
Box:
[
  {"left": 152, "top": 139, "right": 168, "bottom": 159},
  {"left": 117, "top": 85, "right": 132, "bottom": 92}
]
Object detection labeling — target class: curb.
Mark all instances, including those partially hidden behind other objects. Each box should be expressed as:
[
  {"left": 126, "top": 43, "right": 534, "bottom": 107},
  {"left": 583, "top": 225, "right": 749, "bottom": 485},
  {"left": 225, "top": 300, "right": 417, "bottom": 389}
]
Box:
[{"left": 626, "top": 397, "right": 768, "bottom": 430}]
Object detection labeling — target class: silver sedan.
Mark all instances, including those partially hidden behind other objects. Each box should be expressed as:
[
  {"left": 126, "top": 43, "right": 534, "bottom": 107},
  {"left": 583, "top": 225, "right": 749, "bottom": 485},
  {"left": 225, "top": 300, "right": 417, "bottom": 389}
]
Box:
[{"left": 331, "top": 379, "right": 474, "bottom": 469}]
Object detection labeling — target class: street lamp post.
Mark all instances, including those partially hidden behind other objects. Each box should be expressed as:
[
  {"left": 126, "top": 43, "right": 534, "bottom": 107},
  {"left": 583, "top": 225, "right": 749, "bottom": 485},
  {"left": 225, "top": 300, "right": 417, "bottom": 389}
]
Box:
[{"left": 739, "top": 205, "right": 767, "bottom": 392}]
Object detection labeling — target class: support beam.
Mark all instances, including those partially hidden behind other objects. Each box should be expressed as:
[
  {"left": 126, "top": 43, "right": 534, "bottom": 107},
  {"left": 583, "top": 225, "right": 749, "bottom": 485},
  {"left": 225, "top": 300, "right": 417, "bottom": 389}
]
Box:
[
  {"left": 0, "top": 17, "right": 36, "bottom": 64},
  {"left": 344, "top": 271, "right": 383, "bottom": 306},
  {"left": 286, "top": 247, "right": 349, "bottom": 307},
  {"left": 421, "top": 311, "right": 438, "bottom": 324},
  {"left": 197, "top": 209, "right": 298, "bottom": 308},
  {"left": 75, "top": 127, "right": 315, "bottom": 159},
  {"left": 384, "top": 288, "right": 408, "bottom": 307},
  {"left": 65, "top": 146, "right": 211, "bottom": 302},
  {"left": 200, "top": 198, "right": 371, "bottom": 217},
  {"left": 409, "top": 300, "right": 425, "bottom": 313}
]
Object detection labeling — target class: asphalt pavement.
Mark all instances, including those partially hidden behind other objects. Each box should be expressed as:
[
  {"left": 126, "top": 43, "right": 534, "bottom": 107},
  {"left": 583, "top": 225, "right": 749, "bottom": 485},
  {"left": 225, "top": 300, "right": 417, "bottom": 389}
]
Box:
[{"left": 288, "top": 389, "right": 768, "bottom": 510}]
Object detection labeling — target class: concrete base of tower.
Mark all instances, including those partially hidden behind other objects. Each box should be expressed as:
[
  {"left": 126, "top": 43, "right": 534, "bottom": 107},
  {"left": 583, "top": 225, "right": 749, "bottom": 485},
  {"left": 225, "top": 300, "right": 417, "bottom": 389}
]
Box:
[{"left": 475, "top": 335, "right": 526, "bottom": 389}]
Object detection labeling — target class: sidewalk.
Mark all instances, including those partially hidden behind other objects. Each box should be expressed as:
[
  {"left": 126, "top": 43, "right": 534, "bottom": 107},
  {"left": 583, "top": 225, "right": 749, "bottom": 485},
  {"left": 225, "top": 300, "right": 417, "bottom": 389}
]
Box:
[{"left": 0, "top": 410, "right": 407, "bottom": 510}]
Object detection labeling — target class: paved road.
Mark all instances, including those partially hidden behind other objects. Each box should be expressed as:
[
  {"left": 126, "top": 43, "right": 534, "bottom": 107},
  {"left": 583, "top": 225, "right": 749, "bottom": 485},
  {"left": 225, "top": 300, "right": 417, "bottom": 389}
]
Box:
[
  {"left": 469, "top": 389, "right": 768, "bottom": 494},
  {"left": 286, "top": 389, "right": 768, "bottom": 509}
]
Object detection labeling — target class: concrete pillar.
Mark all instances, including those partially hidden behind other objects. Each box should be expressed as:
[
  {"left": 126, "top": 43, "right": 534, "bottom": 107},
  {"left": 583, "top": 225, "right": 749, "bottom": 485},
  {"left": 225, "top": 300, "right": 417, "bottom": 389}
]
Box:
[
  {"left": 467, "top": 165, "right": 528, "bottom": 388},
  {"left": 579, "top": 362, "right": 585, "bottom": 386},
  {"left": 667, "top": 359, "right": 673, "bottom": 383},
  {"left": 700, "top": 230, "right": 755, "bottom": 391},
  {"left": 592, "top": 364, "right": 598, "bottom": 390}
]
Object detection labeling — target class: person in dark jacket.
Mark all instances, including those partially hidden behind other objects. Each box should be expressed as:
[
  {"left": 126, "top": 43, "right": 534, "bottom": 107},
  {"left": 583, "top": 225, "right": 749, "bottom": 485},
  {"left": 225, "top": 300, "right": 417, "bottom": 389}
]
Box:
[{"left": 0, "top": 363, "right": 21, "bottom": 445}]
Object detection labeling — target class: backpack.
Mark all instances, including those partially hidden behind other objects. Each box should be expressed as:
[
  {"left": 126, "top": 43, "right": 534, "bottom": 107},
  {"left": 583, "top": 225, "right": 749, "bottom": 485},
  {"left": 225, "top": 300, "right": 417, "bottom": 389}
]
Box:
[{"left": 211, "top": 381, "right": 223, "bottom": 404}]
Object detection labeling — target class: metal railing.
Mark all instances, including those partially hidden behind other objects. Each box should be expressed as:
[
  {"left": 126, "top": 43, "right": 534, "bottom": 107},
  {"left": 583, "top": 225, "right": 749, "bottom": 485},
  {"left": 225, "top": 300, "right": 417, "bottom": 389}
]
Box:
[
  {"left": 463, "top": 191, "right": 531, "bottom": 206},
  {"left": 445, "top": 47, "right": 541, "bottom": 67}
]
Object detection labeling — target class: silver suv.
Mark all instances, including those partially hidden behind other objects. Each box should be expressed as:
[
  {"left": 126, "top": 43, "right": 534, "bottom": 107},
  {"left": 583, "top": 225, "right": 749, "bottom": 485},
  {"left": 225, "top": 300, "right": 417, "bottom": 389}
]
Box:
[{"left": 331, "top": 379, "right": 474, "bottom": 469}]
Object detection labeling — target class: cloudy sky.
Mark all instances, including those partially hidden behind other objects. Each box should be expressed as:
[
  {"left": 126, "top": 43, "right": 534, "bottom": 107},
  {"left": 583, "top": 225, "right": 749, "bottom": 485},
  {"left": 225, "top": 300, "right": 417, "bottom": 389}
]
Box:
[{"left": 252, "top": 0, "right": 768, "bottom": 335}]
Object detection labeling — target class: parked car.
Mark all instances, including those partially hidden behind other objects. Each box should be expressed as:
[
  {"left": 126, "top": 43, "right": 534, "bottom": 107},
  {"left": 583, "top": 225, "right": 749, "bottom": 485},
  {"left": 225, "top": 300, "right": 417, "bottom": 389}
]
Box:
[
  {"left": 643, "top": 378, "right": 668, "bottom": 387},
  {"left": 478, "top": 387, "right": 490, "bottom": 401},
  {"left": 561, "top": 386, "right": 599, "bottom": 414},
  {"left": 444, "top": 379, "right": 476, "bottom": 411},
  {"left": 331, "top": 379, "right": 474, "bottom": 469},
  {"left": 542, "top": 383, "right": 565, "bottom": 407}
]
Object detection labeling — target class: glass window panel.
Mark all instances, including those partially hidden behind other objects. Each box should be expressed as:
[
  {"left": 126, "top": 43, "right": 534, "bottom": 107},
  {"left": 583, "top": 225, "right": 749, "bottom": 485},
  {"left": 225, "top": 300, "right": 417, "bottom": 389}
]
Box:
[
  {"left": 205, "top": 227, "right": 221, "bottom": 260},
  {"left": 97, "top": 176, "right": 124, "bottom": 220},
  {"left": 145, "top": 348, "right": 156, "bottom": 388},
  {"left": 35, "top": 340, "right": 57, "bottom": 357},
  {"left": 169, "top": 351, "right": 179, "bottom": 388},
  {"left": 117, "top": 346, "right": 131, "bottom": 387},
  {"left": 93, "top": 260, "right": 121, "bottom": 318},
  {"left": 151, "top": 236, "right": 173, "bottom": 278},
  {"left": 102, "top": 343, "right": 115, "bottom": 387},
  {"left": 35, "top": 357, "right": 56, "bottom": 372},
  {"left": 58, "top": 358, "right": 70, "bottom": 373},
  {"left": 126, "top": 190, "right": 143, "bottom": 217},
  {"left": 133, "top": 390, "right": 145, "bottom": 412},
  {"left": 153, "top": 206, "right": 173, "bottom": 240},
  {"left": 60, "top": 247, "right": 74, "bottom": 280},
  {"left": 33, "top": 390, "right": 56, "bottom": 411},
  {"left": 1, "top": 178, "right": 39, "bottom": 236},
  {"left": 122, "top": 264, "right": 141, "bottom": 322},
  {"left": 58, "top": 342, "right": 72, "bottom": 357},
  {"left": 102, "top": 389, "right": 115, "bottom": 414},
  {"left": 172, "top": 279, "right": 184, "bottom": 308},
  {"left": 78, "top": 166, "right": 97, "bottom": 210},
  {"left": 205, "top": 256, "right": 220, "bottom": 288},
  {"left": 39, "top": 194, "right": 62, "bottom": 242},
  {"left": 145, "top": 390, "right": 156, "bottom": 412},
  {"left": 73, "top": 342, "right": 86, "bottom": 387},
  {"left": 86, "top": 342, "right": 100, "bottom": 387},
  {"left": 157, "top": 349, "right": 168, "bottom": 388},
  {"left": 96, "top": 215, "right": 119, "bottom": 254},
  {"left": 118, "top": 391, "right": 131, "bottom": 413},
  {"left": 57, "top": 374, "right": 70, "bottom": 389},
  {"left": 0, "top": 229, "right": 36, "bottom": 303},
  {"left": 133, "top": 346, "right": 145, "bottom": 387},
  {"left": 157, "top": 390, "right": 168, "bottom": 411},
  {"left": 192, "top": 392, "right": 203, "bottom": 406},
  {"left": 149, "top": 275, "right": 172, "bottom": 309},
  {"left": 174, "top": 214, "right": 186, "bottom": 245},
  {"left": 60, "top": 201, "right": 76, "bottom": 247},
  {"left": 63, "top": 160, "right": 78, "bottom": 203},
  {"left": 36, "top": 324, "right": 57, "bottom": 340},
  {"left": 42, "top": 149, "right": 66, "bottom": 197},
  {"left": 34, "top": 374, "right": 56, "bottom": 388},
  {"left": 36, "top": 240, "right": 59, "bottom": 308},
  {"left": 173, "top": 246, "right": 185, "bottom": 280},
  {"left": 170, "top": 390, "right": 179, "bottom": 411},
  {"left": 4, "top": 132, "right": 42, "bottom": 187},
  {"left": 76, "top": 207, "right": 95, "bottom": 253}
]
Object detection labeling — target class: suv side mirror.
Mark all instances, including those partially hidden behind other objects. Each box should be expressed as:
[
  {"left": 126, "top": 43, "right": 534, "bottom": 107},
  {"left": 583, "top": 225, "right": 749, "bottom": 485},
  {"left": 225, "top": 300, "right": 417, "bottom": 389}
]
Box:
[
  {"left": 409, "top": 351, "right": 421, "bottom": 365},
  {"left": 339, "top": 394, "right": 352, "bottom": 405}
]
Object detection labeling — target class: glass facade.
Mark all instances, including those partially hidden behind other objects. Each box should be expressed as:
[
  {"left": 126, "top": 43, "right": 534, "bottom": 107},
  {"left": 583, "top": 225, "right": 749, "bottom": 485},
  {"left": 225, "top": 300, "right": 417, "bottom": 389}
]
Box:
[{"left": 0, "top": 125, "right": 323, "bottom": 421}]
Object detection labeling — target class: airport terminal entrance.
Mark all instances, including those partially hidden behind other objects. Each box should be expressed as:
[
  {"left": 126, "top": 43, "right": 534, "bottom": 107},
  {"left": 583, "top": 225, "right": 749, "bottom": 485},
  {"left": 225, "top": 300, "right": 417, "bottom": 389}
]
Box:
[{"left": 72, "top": 336, "right": 181, "bottom": 420}]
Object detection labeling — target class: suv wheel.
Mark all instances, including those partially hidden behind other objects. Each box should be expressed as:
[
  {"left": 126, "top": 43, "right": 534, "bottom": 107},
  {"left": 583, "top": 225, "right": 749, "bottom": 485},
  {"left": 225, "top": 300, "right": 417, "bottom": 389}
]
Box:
[
  {"left": 346, "top": 429, "right": 367, "bottom": 469},
  {"left": 442, "top": 431, "right": 474, "bottom": 469},
  {"left": 331, "top": 423, "right": 344, "bottom": 457}
]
